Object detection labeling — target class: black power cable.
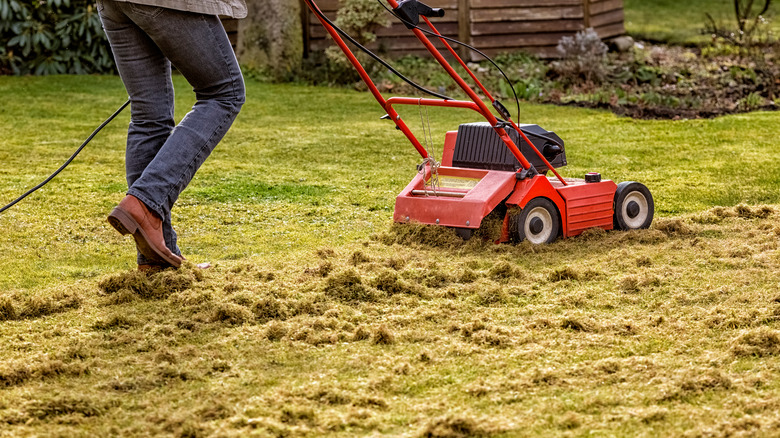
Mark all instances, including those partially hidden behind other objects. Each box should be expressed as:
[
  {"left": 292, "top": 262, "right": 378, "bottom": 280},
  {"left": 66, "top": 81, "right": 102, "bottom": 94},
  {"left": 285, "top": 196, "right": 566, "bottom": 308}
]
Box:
[
  {"left": 0, "top": 99, "right": 130, "bottom": 214},
  {"left": 376, "top": 0, "right": 566, "bottom": 150},
  {"left": 304, "top": 0, "right": 452, "bottom": 101},
  {"left": 375, "top": 0, "right": 522, "bottom": 121}
]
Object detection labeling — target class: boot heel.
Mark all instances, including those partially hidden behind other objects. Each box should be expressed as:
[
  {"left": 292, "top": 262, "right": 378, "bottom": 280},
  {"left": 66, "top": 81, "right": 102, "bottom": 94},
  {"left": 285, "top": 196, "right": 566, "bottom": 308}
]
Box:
[{"left": 107, "top": 208, "right": 137, "bottom": 235}]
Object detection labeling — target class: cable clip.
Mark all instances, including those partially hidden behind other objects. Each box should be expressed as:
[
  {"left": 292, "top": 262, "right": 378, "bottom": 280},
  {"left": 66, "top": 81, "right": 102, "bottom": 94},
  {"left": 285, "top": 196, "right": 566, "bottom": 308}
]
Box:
[{"left": 393, "top": 0, "right": 445, "bottom": 29}]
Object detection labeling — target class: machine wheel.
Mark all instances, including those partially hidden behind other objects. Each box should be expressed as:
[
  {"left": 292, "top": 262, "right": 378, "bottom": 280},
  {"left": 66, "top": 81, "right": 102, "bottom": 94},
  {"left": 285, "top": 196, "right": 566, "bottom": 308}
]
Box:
[
  {"left": 513, "top": 198, "right": 560, "bottom": 244},
  {"left": 613, "top": 182, "right": 654, "bottom": 230}
]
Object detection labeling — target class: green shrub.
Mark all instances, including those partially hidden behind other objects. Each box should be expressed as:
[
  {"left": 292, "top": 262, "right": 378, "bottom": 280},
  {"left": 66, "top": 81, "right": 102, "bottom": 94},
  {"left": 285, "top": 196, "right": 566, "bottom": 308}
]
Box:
[
  {"left": 318, "top": 0, "right": 391, "bottom": 82},
  {"left": 553, "top": 28, "right": 608, "bottom": 85},
  {"left": 737, "top": 91, "right": 765, "bottom": 111},
  {"left": 1, "top": 0, "right": 114, "bottom": 75}
]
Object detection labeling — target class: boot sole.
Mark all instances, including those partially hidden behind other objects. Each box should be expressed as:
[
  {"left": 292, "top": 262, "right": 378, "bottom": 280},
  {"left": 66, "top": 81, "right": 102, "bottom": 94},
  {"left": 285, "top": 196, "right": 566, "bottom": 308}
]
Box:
[{"left": 108, "top": 207, "right": 182, "bottom": 268}]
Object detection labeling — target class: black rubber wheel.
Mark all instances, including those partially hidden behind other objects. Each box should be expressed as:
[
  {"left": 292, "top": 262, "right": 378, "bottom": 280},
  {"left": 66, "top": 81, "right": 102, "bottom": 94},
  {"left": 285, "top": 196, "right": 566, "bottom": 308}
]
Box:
[
  {"left": 512, "top": 198, "right": 560, "bottom": 244},
  {"left": 613, "top": 181, "right": 654, "bottom": 230}
]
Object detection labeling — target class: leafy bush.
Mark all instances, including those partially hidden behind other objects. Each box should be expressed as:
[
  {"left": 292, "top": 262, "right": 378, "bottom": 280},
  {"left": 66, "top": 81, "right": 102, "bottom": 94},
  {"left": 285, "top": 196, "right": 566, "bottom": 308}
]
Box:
[
  {"left": 737, "top": 91, "right": 765, "bottom": 110},
  {"left": 1, "top": 0, "right": 114, "bottom": 75},
  {"left": 332, "top": 0, "right": 389, "bottom": 45},
  {"left": 321, "top": 0, "right": 391, "bottom": 82},
  {"left": 553, "top": 28, "right": 608, "bottom": 85}
]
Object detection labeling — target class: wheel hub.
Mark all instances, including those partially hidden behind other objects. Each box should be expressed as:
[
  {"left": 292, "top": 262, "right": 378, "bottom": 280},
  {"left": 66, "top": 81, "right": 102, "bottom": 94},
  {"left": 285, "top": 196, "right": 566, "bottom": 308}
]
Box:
[
  {"left": 529, "top": 217, "right": 544, "bottom": 235},
  {"left": 626, "top": 201, "right": 640, "bottom": 218}
]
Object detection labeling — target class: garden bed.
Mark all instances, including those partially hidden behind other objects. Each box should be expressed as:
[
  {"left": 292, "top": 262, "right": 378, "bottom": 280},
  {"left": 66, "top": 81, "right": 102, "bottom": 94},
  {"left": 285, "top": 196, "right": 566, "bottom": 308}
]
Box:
[
  {"left": 544, "top": 41, "right": 780, "bottom": 119},
  {"left": 358, "top": 38, "right": 780, "bottom": 120}
]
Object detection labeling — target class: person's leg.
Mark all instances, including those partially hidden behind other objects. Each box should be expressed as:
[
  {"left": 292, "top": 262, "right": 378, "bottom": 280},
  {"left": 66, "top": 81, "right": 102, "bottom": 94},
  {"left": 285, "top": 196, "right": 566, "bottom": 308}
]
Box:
[
  {"left": 97, "top": 0, "right": 181, "bottom": 265},
  {"left": 113, "top": 2, "right": 245, "bottom": 224},
  {"left": 99, "top": 0, "right": 244, "bottom": 266}
]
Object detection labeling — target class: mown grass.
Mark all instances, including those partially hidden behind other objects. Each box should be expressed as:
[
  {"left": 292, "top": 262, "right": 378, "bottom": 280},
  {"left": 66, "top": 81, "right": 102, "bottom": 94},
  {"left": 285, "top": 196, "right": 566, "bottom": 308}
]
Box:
[
  {"left": 624, "top": 0, "right": 780, "bottom": 44},
  {"left": 1, "top": 75, "right": 780, "bottom": 436}
]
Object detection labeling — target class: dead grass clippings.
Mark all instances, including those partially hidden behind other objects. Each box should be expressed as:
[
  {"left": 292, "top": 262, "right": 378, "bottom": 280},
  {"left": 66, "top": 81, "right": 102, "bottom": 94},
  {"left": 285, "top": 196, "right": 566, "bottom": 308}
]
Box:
[
  {"left": 25, "top": 394, "right": 112, "bottom": 420},
  {"left": 557, "top": 411, "right": 583, "bottom": 430},
  {"left": 548, "top": 266, "right": 581, "bottom": 282},
  {"left": 264, "top": 320, "right": 288, "bottom": 341},
  {"left": 694, "top": 205, "right": 774, "bottom": 224},
  {"left": 560, "top": 315, "right": 599, "bottom": 332},
  {"left": 732, "top": 327, "right": 780, "bottom": 357},
  {"left": 223, "top": 282, "right": 242, "bottom": 294},
  {"left": 0, "top": 296, "right": 17, "bottom": 321},
  {"left": 594, "top": 358, "right": 621, "bottom": 374},
  {"left": 0, "top": 358, "right": 88, "bottom": 388},
  {"left": 457, "top": 321, "right": 512, "bottom": 347},
  {"left": 92, "top": 313, "right": 138, "bottom": 330},
  {"left": 253, "top": 297, "right": 290, "bottom": 322},
  {"left": 617, "top": 229, "right": 667, "bottom": 245},
  {"left": 373, "top": 324, "right": 396, "bottom": 345},
  {"left": 653, "top": 218, "right": 695, "bottom": 237},
  {"left": 420, "top": 414, "right": 498, "bottom": 438},
  {"left": 323, "top": 269, "right": 380, "bottom": 303},
  {"left": 635, "top": 255, "right": 652, "bottom": 267},
  {"left": 617, "top": 274, "right": 660, "bottom": 294},
  {"left": 304, "top": 261, "right": 333, "bottom": 277},
  {"left": 376, "top": 223, "right": 464, "bottom": 248},
  {"left": 577, "top": 227, "right": 608, "bottom": 241},
  {"left": 487, "top": 262, "right": 524, "bottom": 282},
  {"left": 471, "top": 284, "right": 510, "bottom": 306},
  {"left": 210, "top": 302, "right": 254, "bottom": 325},
  {"left": 678, "top": 368, "right": 733, "bottom": 393},
  {"left": 458, "top": 268, "right": 479, "bottom": 283},
  {"left": 353, "top": 325, "right": 371, "bottom": 341},
  {"left": 4, "top": 289, "right": 84, "bottom": 320},
  {"left": 371, "top": 270, "right": 422, "bottom": 296},
  {"left": 350, "top": 250, "right": 371, "bottom": 265},
  {"left": 280, "top": 405, "right": 317, "bottom": 427},
  {"left": 316, "top": 248, "right": 336, "bottom": 259},
  {"left": 735, "top": 204, "right": 774, "bottom": 219},
  {"left": 98, "top": 268, "right": 195, "bottom": 300}
]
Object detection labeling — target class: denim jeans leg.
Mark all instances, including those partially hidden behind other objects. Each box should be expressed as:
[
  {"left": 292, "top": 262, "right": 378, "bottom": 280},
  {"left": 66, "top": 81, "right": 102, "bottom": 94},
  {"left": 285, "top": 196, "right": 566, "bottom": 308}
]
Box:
[
  {"left": 114, "top": 3, "right": 245, "bottom": 218},
  {"left": 98, "top": 0, "right": 244, "bottom": 264},
  {"left": 98, "top": 0, "right": 180, "bottom": 264}
]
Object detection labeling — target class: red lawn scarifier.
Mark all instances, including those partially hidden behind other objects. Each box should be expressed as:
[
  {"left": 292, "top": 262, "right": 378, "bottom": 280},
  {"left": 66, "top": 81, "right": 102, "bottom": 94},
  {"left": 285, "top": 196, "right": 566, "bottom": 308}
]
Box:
[{"left": 305, "top": 0, "right": 654, "bottom": 243}]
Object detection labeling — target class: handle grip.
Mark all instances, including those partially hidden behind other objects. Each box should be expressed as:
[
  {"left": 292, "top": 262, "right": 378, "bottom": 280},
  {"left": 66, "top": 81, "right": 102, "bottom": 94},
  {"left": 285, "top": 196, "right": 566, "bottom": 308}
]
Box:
[
  {"left": 394, "top": 0, "right": 445, "bottom": 28},
  {"left": 424, "top": 7, "right": 445, "bottom": 17}
]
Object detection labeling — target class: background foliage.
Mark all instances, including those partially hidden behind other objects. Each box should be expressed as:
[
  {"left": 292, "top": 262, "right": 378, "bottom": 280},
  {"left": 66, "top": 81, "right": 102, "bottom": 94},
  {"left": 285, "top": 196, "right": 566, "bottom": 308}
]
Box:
[{"left": 0, "top": 0, "right": 114, "bottom": 75}]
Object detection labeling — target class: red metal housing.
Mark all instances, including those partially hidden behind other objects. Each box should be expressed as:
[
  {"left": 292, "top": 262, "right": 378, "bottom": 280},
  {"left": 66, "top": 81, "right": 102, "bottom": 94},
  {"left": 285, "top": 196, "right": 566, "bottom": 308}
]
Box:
[{"left": 304, "top": 0, "right": 628, "bottom": 242}]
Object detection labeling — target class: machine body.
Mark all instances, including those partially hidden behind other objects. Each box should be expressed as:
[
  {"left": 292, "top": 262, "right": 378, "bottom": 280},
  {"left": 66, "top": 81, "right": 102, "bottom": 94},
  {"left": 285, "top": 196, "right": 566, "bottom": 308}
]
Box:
[{"left": 303, "top": 0, "right": 654, "bottom": 244}]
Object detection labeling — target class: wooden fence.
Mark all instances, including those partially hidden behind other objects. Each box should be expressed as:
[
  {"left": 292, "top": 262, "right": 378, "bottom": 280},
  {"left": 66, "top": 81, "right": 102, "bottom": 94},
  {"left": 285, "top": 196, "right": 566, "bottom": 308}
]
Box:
[{"left": 302, "top": 0, "right": 625, "bottom": 59}]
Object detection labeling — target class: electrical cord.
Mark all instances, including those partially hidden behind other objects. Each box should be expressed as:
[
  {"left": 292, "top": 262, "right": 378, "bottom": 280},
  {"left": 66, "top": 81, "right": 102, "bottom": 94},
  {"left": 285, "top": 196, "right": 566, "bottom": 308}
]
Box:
[
  {"left": 304, "top": 0, "right": 452, "bottom": 101},
  {"left": 375, "top": 0, "right": 521, "bottom": 121},
  {"left": 0, "top": 99, "right": 130, "bottom": 214},
  {"left": 375, "top": 0, "right": 566, "bottom": 150}
]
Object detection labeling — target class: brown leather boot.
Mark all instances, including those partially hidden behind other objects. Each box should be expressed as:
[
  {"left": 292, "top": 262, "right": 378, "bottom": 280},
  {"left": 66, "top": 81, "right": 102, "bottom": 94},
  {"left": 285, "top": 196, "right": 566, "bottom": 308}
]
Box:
[
  {"left": 108, "top": 195, "right": 182, "bottom": 268},
  {"left": 138, "top": 254, "right": 187, "bottom": 273}
]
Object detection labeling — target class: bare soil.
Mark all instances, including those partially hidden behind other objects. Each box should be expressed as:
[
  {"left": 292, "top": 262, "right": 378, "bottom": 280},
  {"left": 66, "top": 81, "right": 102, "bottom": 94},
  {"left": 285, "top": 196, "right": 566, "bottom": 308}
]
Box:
[{"left": 544, "top": 43, "right": 780, "bottom": 119}]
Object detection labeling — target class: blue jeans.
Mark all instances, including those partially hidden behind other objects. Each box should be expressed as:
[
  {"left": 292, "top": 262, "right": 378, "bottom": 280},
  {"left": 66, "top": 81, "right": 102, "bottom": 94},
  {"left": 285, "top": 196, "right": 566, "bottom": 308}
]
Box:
[{"left": 97, "top": 0, "right": 245, "bottom": 264}]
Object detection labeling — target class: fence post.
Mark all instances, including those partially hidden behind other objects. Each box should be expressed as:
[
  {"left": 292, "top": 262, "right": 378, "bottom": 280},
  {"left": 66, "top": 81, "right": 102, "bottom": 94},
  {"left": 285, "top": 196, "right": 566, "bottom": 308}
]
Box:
[
  {"left": 458, "top": 0, "right": 471, "bottom": 59},
  {"left": 300, "top": 0, "right": 310, "bottom": 58},
  {"left": 582, "top": 0, "right": 591, "bottom": 29}
]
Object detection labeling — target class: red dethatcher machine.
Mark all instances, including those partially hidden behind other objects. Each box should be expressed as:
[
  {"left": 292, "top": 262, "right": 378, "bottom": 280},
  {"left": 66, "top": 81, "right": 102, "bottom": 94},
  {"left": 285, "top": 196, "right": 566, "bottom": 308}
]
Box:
[{"left": 304, "top": 0, "right": 654, "bottom": 244}]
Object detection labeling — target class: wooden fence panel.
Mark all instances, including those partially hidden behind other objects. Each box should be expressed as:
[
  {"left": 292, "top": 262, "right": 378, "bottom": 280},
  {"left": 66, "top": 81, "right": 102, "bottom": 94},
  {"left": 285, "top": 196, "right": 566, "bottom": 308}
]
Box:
[{"left": 303, "top": 0, "right": 625, "bottom": 59}]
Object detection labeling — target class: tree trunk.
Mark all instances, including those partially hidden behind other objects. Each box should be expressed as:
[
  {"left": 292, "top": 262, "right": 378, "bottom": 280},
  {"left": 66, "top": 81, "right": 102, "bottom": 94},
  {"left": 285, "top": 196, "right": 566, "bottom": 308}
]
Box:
[{"left": 237, "top": 0, "right": 302, "bottom": 80}]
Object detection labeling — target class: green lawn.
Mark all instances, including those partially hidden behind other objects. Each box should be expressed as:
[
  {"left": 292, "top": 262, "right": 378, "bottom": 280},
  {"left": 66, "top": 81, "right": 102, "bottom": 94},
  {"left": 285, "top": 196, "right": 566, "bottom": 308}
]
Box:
[
  {"left": 2, "top": 76, "right": 780, "bottom": 436},
  {"left": 624, "top": 0, "right": 780, "bottom": 44}
]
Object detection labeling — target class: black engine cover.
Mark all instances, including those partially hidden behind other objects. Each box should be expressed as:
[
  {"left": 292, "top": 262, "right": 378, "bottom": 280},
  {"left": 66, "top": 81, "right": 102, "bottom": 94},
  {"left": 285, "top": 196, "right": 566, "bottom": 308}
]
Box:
[{"left": 451, "top": 122, "right": 567, "bottom": 173}]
